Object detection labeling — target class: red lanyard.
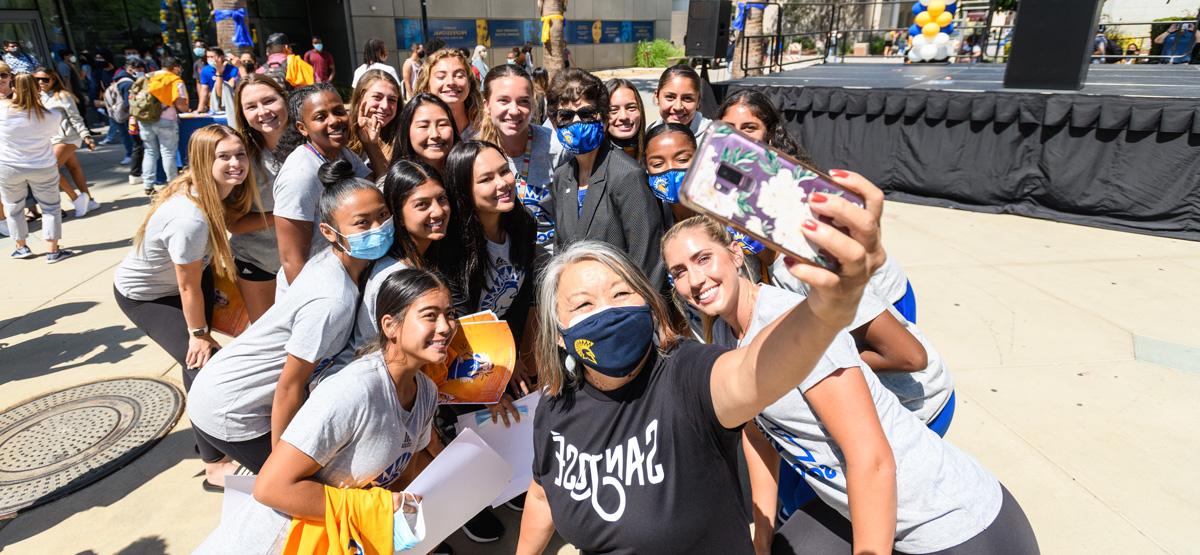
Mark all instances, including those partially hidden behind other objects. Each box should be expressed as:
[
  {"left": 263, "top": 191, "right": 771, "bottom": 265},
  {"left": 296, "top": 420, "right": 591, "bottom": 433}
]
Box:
[{"left": 516, "top": 127, "right": 533, "bottom": 186}]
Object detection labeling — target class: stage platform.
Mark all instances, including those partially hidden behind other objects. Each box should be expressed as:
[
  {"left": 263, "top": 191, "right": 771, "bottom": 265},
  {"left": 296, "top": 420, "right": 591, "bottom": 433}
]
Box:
[{"left": 713, "top": 64, "right": 1200, "bottom": 240}]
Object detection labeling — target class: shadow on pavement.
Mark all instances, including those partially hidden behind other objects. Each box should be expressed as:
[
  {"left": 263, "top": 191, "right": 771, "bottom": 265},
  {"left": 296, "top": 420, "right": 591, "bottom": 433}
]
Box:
[
  {"left": 0, "top": 428, "right": 195, "bottom": 549},
  {"left": 0, "top": 301, "right": 96, "bottom": 341},
  {"left": 0, "top": 322, "right": 147, "bottom": 388},
  {"left": 72, "top": 534, "right": 169, "bottom": 555}
]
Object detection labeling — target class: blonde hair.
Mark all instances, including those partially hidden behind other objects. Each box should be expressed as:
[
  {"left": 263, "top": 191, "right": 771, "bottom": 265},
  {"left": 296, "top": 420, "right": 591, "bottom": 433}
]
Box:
[
  {"left": 134, "top": 125, "right": 256, "bottom": 280},
  {"left": 347, "top": 69, "right": 401, "bottom": 161},
  {"left": 10, "top": 73, "right": 49, "bottom": 120},
  {"left": 534, "top": 241, "right": 681, "bottom": 397},
  {"left": 414, "top": 48, "right": 483, "bottom": 132},
  {"left": 660, "top": 215, "right": 746, "bottom": 343}
]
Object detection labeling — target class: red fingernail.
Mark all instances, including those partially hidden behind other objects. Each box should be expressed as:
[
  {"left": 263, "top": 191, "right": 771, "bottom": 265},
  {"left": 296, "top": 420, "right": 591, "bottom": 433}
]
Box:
[
  {"left": 803, "top": 219, "right": 818, "bottom": 231},
  {"left": 829, "top": 169, "right": 848, "bottom": 178},
  {"left": 811, "top": 192, "right": 827, "bottom": 203}
]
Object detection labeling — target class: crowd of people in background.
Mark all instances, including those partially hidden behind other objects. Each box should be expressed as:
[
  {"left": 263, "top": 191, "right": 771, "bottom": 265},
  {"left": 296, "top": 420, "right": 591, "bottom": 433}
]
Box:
[{"left": 0, "top": 30, "right": 1048, "bottom": 554}]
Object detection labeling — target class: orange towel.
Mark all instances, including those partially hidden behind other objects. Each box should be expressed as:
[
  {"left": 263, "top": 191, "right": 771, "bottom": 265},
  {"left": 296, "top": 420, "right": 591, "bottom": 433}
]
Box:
[
  {"left": 146, "top": 70, "right": 184, "bottom": 108},
  {"left": 286, "top": 54, "right": 316, "bottom": 87},
  {"left": 282, "top": 486, "right": 394, "bottom": 555}
]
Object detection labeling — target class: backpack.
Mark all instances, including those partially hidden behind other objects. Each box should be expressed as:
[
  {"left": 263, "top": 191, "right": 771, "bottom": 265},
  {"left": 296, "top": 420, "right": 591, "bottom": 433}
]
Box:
[
  {"left": 263, "top": 57, "right": 291, "bottom": 91},
  {"left": 128, "top": 76, "right": 163, "bottom": 123},
  {"left": 1104, "top": 37, "right": 1122, "bottom": 63},
  {"left": 103, "top": 76, "right": 133, "bottom": 123}
]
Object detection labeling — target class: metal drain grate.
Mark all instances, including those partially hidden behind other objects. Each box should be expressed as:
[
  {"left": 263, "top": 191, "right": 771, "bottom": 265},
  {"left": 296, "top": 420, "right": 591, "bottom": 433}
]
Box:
[{"left": 0, "top": 378, "right": 184, "bottom": 518}]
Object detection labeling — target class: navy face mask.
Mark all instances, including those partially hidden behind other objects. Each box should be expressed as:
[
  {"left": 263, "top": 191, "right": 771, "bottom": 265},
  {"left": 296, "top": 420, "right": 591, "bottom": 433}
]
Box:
[{"left": 560, "top": 304, "right": 654, "bottom": 377}]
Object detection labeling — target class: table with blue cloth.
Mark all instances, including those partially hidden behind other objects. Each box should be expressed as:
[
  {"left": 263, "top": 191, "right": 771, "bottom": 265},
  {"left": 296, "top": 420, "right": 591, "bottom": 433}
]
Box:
[{"left": 153, "top": 112, "right": 229, "bottom": 182}]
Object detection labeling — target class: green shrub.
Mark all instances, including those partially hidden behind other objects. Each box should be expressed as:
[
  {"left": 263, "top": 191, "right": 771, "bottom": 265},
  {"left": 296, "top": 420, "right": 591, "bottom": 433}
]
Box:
[
  {"left": 636, "top": 39, "right": 685, "bottom": 67},
  {"left": 868, "top": 34, "right": 885, "bottom": 55}
]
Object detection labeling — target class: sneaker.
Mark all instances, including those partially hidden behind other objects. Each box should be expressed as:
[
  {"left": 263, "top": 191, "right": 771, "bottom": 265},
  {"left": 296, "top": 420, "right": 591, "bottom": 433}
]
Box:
[
  {"left": 11, "top": 245, "right": 34, "bottom": 259},
  {"left": 461, "top": 509, "right": 504, "bottom": 543},
  {"left": 0, "top": 219, "right": 9, "bottom": 237},
  {"left": 504, "top": 492, "right": 526, "bottom": 512},
  {"left": 74, "top": 193, "right": 92, "bottom": 217},
  {"left": 144, "top": 184, "right": 155, "bottom": 196},
  {"left": 129, "top": 175, "right": 143, "bottom": 185},
  {"left": 46, "top": 248, "right": 77, "bottom": 264},
  {"left": 120, "top": 156, "right": 132, "bottom": 165},
  {"left": 88, "top": 199, "right": 101, "bottom": 212}
]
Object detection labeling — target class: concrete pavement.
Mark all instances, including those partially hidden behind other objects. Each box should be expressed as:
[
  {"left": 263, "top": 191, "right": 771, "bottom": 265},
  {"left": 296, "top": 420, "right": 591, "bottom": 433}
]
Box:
[{"left": 1, "top": 116, "right": 1198, "bottom": 554}]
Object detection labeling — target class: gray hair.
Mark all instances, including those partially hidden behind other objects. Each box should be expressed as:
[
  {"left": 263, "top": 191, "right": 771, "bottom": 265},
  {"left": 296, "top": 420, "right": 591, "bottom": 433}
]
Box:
[{"left": 534, "top": 241, "right": 680, "bottom": 396}]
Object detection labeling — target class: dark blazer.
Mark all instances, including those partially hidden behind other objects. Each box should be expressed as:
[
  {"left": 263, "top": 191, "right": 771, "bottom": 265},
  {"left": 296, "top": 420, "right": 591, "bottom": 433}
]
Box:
[{"left": 551, "top": 143, "right": 667, "bottom": 289}]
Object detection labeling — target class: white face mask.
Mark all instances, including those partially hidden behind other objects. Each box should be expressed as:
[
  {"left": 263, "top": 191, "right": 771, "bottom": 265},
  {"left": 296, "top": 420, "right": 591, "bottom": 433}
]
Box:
[{"left": 67, "top": 55, "right": 77, "bottom": 63}]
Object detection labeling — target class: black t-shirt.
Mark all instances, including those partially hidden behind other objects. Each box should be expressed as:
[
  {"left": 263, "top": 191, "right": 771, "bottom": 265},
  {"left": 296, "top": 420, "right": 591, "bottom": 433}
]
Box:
[{"left": 532, "top": 340, "right": 752, "bottom": 554}]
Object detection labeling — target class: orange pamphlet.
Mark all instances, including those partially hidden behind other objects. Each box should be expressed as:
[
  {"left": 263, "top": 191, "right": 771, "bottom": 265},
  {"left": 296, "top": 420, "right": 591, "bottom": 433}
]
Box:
[{"left": 421, "top": 312, "right": 515, "bottom": 404}]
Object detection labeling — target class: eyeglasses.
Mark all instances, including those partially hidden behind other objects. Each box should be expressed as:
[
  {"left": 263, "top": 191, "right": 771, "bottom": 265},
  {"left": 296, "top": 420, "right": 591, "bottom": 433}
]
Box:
[
  {"left": 34, "top": 77, "right": 52, "bottom": 83},
  {"left": 0, "top": 73, "right": 10, "bottom": 80},
  {"left": 553, "top": 106, "right": 603, "bottom": 127}
]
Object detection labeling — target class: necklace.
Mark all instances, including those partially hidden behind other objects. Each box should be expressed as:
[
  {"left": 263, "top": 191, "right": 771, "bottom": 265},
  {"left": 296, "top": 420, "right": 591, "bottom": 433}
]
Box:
[{"left": 515, "top": 126, "right": 533, "bottom": 189}]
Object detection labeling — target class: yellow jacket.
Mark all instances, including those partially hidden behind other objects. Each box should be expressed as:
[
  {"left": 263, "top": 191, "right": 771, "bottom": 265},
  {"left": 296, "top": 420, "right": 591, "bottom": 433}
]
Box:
[{"left": 282, "top": 486, "right": 393, "bottom": 555}]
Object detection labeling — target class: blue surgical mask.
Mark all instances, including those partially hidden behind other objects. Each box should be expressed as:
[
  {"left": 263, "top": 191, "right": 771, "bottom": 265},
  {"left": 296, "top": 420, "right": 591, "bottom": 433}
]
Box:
[
  {"left": 325, "top": 217, "right": 394, "bottom": 260},
  {"left": 314, "top": 43, "right": 324, "bottom": 52},
  {"left": 393, "top": 492, "right": 424, "bottom": 551},
  {"left": 206, "top": 60, "right": 218, "bottom": 68},
  {"left": 560, "top": 305, "right": 655, "bottom": 377},
  {"left": 647, "top": 168, "right": 686, "bottom": 204},
  {"left": 132, "top": 71, "right": 145, "bottom": 79},
  {"left": 193, "top": 47, "right": 205, "bottom": 57},
  {"left": 556, "top": 121, "right": 605, "bottom": 155}
]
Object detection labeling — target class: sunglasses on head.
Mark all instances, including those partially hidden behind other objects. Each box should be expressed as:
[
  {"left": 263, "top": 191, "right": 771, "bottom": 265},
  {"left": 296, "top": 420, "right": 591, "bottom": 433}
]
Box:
[{"left": 553, "top": 106, "right": 603, "bottom": 127}]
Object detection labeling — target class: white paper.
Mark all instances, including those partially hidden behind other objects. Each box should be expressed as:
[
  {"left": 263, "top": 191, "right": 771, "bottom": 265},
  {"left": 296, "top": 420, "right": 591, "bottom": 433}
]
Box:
[
  {"left": 403, "top": 428, "right": 513, "bottom": 554},
  {"left": 219, "top": 475, "right": 257, "bottom": 526},
  {"left": 455, "top": 391, "right": 541, "bottom": 507}
]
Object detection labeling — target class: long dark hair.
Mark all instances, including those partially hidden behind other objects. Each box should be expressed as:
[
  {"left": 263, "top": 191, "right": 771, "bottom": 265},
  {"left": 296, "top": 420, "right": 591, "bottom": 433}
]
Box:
[
  {"left": 607, "top": 78, "right": 647, "bottom": 159},
  {"left": 392, "top": 92, "right": 462, "bottom": 164},
  {"left": 363, "top": 38, "right": 388, "bottom": 66},
  {"left": 277, "top": 82, "right": 340, "bottom": 160},
  {"left": 443, "top": 140, "right": 537, "bottom": 313},
  {"left": 381, "top": 159, "right": 463, "bottom": 272},
  {"left": 717, "top": 89, "right": 814, "bottom": 165},
  {"left": 367, "top": 268, "right": 452, "bottom": 355},
  {"left": 656, "top": 63, "right": 702, "bottom": 96}
]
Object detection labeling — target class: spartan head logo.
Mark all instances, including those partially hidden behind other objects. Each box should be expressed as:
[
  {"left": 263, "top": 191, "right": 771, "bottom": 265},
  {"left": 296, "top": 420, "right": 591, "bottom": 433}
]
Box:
[{"left": 574, "top": 338, "right": 597, "bottom": 364}]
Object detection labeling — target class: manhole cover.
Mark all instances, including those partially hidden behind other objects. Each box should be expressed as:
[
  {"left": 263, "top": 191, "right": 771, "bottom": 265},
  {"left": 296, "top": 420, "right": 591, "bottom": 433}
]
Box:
[{"left": 0, "top": 378, "right": 183, "bottom": 518}]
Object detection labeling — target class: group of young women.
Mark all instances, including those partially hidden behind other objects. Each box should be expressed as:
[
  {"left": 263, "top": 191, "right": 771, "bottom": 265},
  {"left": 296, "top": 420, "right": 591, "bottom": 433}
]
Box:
[{"left": 110, "top": 48, "right": 1039, "bottom": 554}]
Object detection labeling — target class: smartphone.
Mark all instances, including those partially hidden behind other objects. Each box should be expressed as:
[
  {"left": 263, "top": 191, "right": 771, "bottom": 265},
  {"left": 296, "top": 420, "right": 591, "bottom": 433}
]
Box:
[{"left": 678, "top": 121, "right": 864, "bottom": 272}]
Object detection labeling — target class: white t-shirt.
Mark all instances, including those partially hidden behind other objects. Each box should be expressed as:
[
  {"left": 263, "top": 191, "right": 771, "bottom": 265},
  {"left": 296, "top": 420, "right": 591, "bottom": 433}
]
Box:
[
  {"left": 479, "top": 237, "right": 524, "bottom": 316},
  {"left": 770, "top": 257, "right": 952, "bottom": 422},
  {"left": 511, "top": 124, "right": 565, "bottom": 248},
  {"left": 187, "top": 249, "right": 359, "bottom": 442},
  {"left": 351, "top": 62, "right": 400, "bottom": 88},
  {"left": 716, "top": 285, "right": 1001, "bottom": 554},
  {"left": 272, "top": 145, "right": 370, "bottom": 295},
  {"left": 114, "top": 194, "right": 210, "bottom": 301},
  {"left": 195, "top": 350, "right": 438, "bottom": 554},
  {"left": 0, "top": 101, "right": 62, "bottom": 169}
]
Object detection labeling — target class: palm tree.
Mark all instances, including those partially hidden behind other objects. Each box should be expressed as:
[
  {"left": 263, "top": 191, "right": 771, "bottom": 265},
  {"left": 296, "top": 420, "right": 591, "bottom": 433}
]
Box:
[
  {"left": 746, "top": 4, "right": 764, "bottom": 76},
  {"left": 540, "top": 0, "right": 567, "bottom": 76},
  {"left": 213, "top": 0, "right": 247, "bottom": 53}
]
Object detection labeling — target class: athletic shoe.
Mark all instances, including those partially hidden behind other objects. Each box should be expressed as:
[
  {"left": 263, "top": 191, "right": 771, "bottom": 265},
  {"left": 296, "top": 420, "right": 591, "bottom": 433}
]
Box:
[
  {"left": 129, "top": 175, "right": 143, "bottom": 185},
  {"left": 461, "top": 509, "right": 504, "bottom": 543},
  {"left": 88, "top": 199, "right": 101, "bottom": 212},
  {"left": 144, "top": 184, "right": 155, "bottom": 196},
  {"left": 0, "top": 219, "right": 9, "bottom": 237},
  {"left": 46, "top": 248, "right": 77, "bottom": 264},
  {"left": 11, "top": 246, "right": 34, "bottom": 259},
  {"left": 504, "top": 492, "right": 526, "bottom": 512},
  {"left": 97, "top": 138, "right": 114, "bottom": 145},
  {"left": 73, "top": 193, "right": 92, "bottom": 217},
  {"left": 120, "top": 156, "right": 132, "bottom": 165}
]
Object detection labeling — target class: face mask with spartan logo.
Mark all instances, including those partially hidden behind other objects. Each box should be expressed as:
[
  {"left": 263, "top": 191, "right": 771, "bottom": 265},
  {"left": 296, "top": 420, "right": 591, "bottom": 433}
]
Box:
[{"left": 560, "top": 305, "right": 655, "bottom": 377}]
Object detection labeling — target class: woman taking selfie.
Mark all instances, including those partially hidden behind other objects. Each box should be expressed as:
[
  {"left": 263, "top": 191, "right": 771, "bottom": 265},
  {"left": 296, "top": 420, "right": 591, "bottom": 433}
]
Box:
[
  {"left": 516, "top": 172, "right": 886, "bottom": 554},
  {"left": 660, "top": 216, "right": 1038, "bottom": 555},
  {"left": 196, "top": 269, "right": 449, "bottom": 554},
  {"left": 477, "top": 64, "right": 563, "bottom": 249},
  {"left": 393, "top": 92, "right": 460, "bottom": 175},
  {"left": 188, "top": 160, "right": 392, "bottom": 473},
  {"left": 230, "top": 74, "right": 288, "bottom": 321},
  {"left": 548, "top": 68, "right": 666, "bottom": 288},
  {"left": 114, "top": 125, "right": 257, "bottom": 488}
]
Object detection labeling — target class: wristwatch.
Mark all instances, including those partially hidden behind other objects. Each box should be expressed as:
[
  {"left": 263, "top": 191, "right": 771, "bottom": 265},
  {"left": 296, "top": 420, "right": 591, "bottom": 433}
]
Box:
[{"left": 189, "top": 326, "right": 210, "bottom": 337}]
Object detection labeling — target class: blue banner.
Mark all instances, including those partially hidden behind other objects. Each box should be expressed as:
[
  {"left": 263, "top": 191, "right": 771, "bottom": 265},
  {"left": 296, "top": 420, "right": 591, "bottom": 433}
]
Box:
[
  {"left": 599, "top": 21, "right": 624, "bottom": 44},
  {"left": 487, "top": 19, "right": 539, "bottom": 48},
  {"left": 632, "top": 21, "right": 654, "bottom": 42},
  {"left": 397, "top": 19, "right": 423, "bottom": 50},
  {"left": 399, "top": 19, "right": 655, "bottom": 49},
  {"left": 566, "top": 20, "right": 599, "bottom": 44}
]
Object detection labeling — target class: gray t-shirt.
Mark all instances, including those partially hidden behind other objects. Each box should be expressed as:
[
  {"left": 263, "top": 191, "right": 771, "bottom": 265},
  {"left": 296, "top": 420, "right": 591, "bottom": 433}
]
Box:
[
  {"left": 717, "top": 285, "right": 1001, "bottom": 554},
  {"left": 770, "top": 257, "right": 953, "bottom": 422},
  {"left": 229, "top": 151, "right": 281, "bottom": 274},
  {"left": 872, "top": 256, "right": 910, "bottom": 305},
  {"left": 334, "top": 256, "right": 413, "bottom": 370},
  {"left": 195, "top": 351, "right": 438, "bottom": 554},
  {"left": 187, "top": 249, "right": 359, "bottom": 442},
  {"left": 272, "top": 145, "right": 370, "bottom": 284},
  {"left": 114, "top": 194, "right": 209, "bottom": 301}
]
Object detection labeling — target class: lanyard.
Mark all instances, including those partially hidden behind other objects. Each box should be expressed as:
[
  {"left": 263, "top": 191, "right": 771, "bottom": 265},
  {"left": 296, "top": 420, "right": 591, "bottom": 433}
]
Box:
[
  {"left": 303, "top": 142, "right": 334, "bottom": 164},
  {"left": 515, "top": 126, "right": 533, "bottom": 187}
]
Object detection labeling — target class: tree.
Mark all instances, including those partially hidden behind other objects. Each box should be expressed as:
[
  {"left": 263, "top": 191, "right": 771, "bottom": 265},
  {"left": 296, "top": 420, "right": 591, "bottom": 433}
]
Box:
[
  {"left": 213, "top": 0, "right": 247, "bottom": 54},
  {"left": 746, "top": 4, "right": 764, "bottom": 76},
  {"left": 540, "top": 0, "right": 567, "bottom": 77}
]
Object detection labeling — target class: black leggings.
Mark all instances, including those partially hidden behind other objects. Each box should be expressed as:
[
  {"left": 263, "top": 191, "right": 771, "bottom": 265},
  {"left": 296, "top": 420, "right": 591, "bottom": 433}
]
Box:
[
  {"left": 114, "top": 270, "right": 225, "bottom": 463},
  {"left": 192, "top": 427, "right": 273, "bottom": 473},
  {"left": 772, "top": 484, "right": 1039, "bottom": 555}
]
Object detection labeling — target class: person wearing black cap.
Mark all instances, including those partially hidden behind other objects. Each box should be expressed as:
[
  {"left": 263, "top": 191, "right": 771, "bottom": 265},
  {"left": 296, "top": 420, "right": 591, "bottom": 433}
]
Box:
[{"left": 256, "top": 32, "right": 314, "bottom": 89}]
